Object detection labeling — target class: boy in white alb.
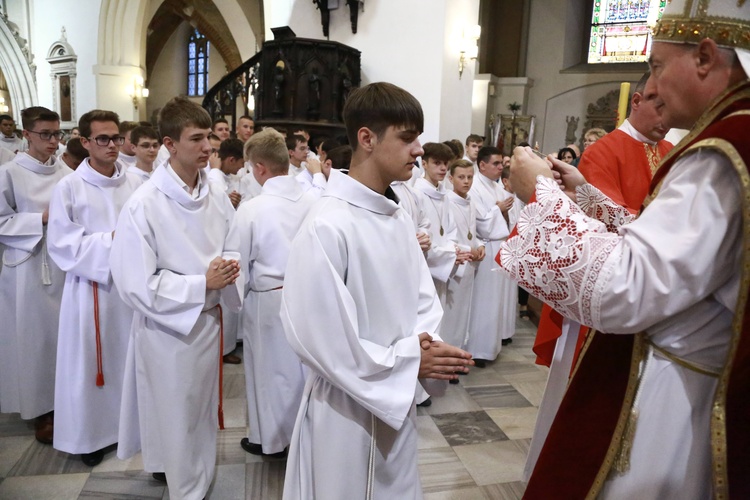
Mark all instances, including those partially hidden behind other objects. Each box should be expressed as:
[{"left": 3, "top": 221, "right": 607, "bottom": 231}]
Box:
[
  {"left": 233, "top": 128, "right": 315, "bottom": 458},
  {"left": 48, "top": 110, "right": 143, "bottom": 466},
  {"left": 0, "top": 107, "right": 71, "bottom": 444},
  {"left": 443, "top": 159, "right": 485, "bottom": 356},
  {"left": 413, "top": 142, "right": 471, "bottom": 307},
  {"left": 281, "top": 82, "right": 474, "bottom": 500},
  {"left": 112, "top": 97, "right": 242, "bottom": 500},
  {"left": 127, "top": 125, "right": 159, "bottom": 181}
]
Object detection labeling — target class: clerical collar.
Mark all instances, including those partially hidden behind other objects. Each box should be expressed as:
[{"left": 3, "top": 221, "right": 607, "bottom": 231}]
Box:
[
  {"left": 324, "top": 168, "right": 400, "bottom": 215},
  {"left": 619, "top": 119, "right": 657, "bottom": 146},
  {"left": 166, "top": 163, "right": 203, "bottom": 200},
  {"left": 14, "top": 152, "right": 59, "bottom": 175},
  {"left": 262, "top": 174, "right": 304, "bottom": 202}
]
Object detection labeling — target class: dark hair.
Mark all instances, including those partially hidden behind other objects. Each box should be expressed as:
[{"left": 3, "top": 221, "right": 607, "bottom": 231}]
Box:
[
  {"left": 208, "top": 133, "right": 221, "bottom": 142},
  {"left": 0, "top": 114, "right": 12, "bottom": 122},
  {"left": 501, "top": 166, "right": 511, "bottom": 180},
  {"left": 343, "top": 82, "right": 423, "bottom": 151},
  {"left": 238, "top": 115, "right": 254, "bottom": 123},
  {"left": 327, "top": 145, "right": 352, "bottom": 171},
  {"left": 130, "top": 125, "right": 159, "bottom": 145},
  {"left": 320, "top": 138, "right": 341, "bottom": 156},
  {"left": 79, "top": 110, "right": 120, "bottom": 138},
  {"left": 465, "top": 134, "right": 483, "bottom": 146},
  {"left": 286, "top": 134, "right": 306, "bottom": 151},
  {"left": 449, "top": 158, "right": 474, "bottom": 176},
  {"left": 212, "top": 118, "right": 229, "bottom": 128},
  {"left": 518, "top": 141, "right": 531, "bottom": 148},
  {"left": 158, "top": 96, "right": 211, "bottom": 141},
  {"left": 119, "top": 120, "right": 139, "bottom": 135},
  {"left": 634, "top": 70, "right": 651, "bottom": 95},
  {"left": 422, "top": 142, "right": 454, "bottom": 164},
  {"left": 21, "top": 106, "right": 60, "bottom": 130},
  {"left": 218, "top": 138, "right": 244, "bottom": 160},
  {"left": 477, "top": 146, "right": 502, "bottom": 165},
  {"left": 311, "top": 135, "right": 331, "bottom": 151},
  {"left": 65, "top": 137, "right": 89, "bottom": 163},
  {"left": 443, "top": 139, "right": 464, "bottom": 160},
  {"left": 557, "top": 147, "right": 577, "bottom": 161}
]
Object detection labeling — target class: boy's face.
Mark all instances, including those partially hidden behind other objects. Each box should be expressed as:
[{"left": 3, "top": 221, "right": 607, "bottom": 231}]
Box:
[
  {"left": 83, "top": 120, "right": 120, "bottom": 168},
  {"left": 423, "top": 157, "right": 448, "bottom": 186},
  {"left": 223, "top": 156, "right": 244, "bottom": 175},
  {"left": 135, "top": 137, "right": 159, "bottom": 165},
  {"left": 237, "top": 118, "right": 254, "bottom": 141},
  {"left": 213, "top": 122, "right": 230, "bottom": 141},
  {"left": 170, "top": 126, "right": 212, "bottom": 172},
  {"left": 0, "top": 118, "right": 14, "bottom": 137},
  {"left": 466, "top": 141, "right": 482, "bottom": 162},
  {"left": 451, "top": 166, "right": 474, "bottom": 198},
  {"left": 371, "top": 125, "right": 423, "bottom": 184},
  {"left": 479, "top": 154, "right": 503, "bottom": 181},
  {"left": 24, "top": 119, "right": 61, "bottom": 160},
  {"left": 289, "top": 140, "right": 309, "bottom": 164}
]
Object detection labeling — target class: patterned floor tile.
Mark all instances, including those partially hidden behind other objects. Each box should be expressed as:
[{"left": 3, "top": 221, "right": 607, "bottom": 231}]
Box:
[
  {"left": 418, "top": 447, "right": 476, "bottom": 494},
  {"left": 464, "top": 385, "right": 533, "bottom": 410},
  {"left": 0, "top": 472, "right": 89, "bottom": 499},
  {"left": 78, "top": 470, "right": 165, "bottom": 499},
  {"left": 453, "top": 440, "right": 530, "bottom": 486},
  {"left": 431, "top": 411, "right": 508, "bottom": 447}
]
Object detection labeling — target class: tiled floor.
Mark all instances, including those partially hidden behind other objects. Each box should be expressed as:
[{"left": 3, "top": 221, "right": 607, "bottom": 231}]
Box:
[{"left": 0, "top": 316, "right": 544, "bottom": 499}]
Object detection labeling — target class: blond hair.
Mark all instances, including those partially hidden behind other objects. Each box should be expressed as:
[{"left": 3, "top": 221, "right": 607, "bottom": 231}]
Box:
[{"left": 243, "top": 128, "right": 289, "bottom": 174}]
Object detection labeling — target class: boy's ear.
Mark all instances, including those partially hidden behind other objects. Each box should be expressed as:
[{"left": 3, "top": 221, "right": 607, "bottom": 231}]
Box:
[
  {"left": 357, "top": 127, "right": 377, "bottom": 152},
  {"left": 163, "top": 136, "right": 175, "bottom": 154}
]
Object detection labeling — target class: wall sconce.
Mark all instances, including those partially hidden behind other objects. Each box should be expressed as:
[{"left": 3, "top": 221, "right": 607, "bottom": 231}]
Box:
[
  {"left": 0, "top": 97, "right": 8, "bottom": 113},
  {"left": 127, "top": 76, "right": 149, "bottom": 110},
  {"left": 459, "top": 25, "right": 481, "bottom": 80}
]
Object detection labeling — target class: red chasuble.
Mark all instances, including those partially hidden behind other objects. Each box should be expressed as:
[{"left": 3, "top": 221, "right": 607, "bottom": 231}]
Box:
[{"left": 523, "top": 81, "right": 750, "bottom": 500}]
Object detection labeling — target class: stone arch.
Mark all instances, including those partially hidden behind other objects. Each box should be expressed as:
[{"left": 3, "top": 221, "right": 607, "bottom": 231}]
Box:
[{"left": 0, "top": 15, "right": 38, "bottom": 121}]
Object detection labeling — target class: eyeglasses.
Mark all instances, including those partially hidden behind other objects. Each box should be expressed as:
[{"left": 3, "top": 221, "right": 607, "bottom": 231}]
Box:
[
  {"left": 26, "top": 130, "right": 65, "bottom": 141},
  {"left": 88, "top": 135, "right": 126, "bottom": 147}
]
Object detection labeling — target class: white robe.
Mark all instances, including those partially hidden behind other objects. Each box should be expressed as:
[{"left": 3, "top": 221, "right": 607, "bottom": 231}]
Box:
[
  {"left": 47, "top": 159, "right": 142, "bottom": 454},
  {"left": 442, "top": 191, "right": 480, "bottom": 350},
  {"left": 499, "top": 148, "right": 741, "bottom": 499},
  {"left": 207, "top": 168, "right": 242, "bottom": 355},
  {"left": 238, "top": 166, "right": 262, "bottom": 203},
  {"left": 0, "top": 153, "right": 71, "bottom": 418},
  {"left": 117, "top": 152, "right": 136, "bottom": 170},
  {"left": 466, "top": 172, "right": 512, "bottom": 359},
  {"left": 127, "top": 166, "right": 151, "bottom": 182},
  {"left": 413, "top": 177, "right": 460, "bottom": 304},
  {"left": 0, "top": 147, "right": 15, "bottom": 166},
  {"left": 233, "top": 175, "right": 314, "bottom": 454},
  {"left": 390, "top": 181, "right": 431, "bottom": 235},
  {"left": 281, "top": 169, "right": 443, "bottom": 500},
  {"left": 295, "top": 169, "right": 326, "bottom": 198},
  {"left": 112, "top": 165, "right": 242, "bottom": 500},
  {"left": 0, "top": 134, "right": 25, "bottom": 154}
]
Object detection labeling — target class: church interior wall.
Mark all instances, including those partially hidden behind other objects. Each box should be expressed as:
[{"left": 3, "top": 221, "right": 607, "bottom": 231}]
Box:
[
  {"left": 268, "top": 0, "right": 479, "bottom": 144},
  {"left": 523, "top": 0, "right": 646, "bottom": 153}
]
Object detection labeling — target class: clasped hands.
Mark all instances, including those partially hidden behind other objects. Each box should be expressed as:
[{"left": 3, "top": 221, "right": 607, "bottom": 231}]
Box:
[
  {"left": 206, "top": 256, "right": 240, "bottom": 290},
  {"left": 417, "top": 332, "right": 474, "bottom": 380},
  {"left": 510, "top": 146, "right": 587, "bottom": 204}
]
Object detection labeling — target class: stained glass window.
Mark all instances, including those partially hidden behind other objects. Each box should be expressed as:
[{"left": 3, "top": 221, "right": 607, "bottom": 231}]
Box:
[
  {"left": 188, "top": 29, "right": 210, "bottom": 96},
  {"left": 588, "top": 0, "right": 666, "bottom": 64}
]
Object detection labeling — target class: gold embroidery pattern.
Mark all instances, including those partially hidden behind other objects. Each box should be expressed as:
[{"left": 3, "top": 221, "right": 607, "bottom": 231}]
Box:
[{"left": 643, "top": 143, "right": 662, "bottom": 176}]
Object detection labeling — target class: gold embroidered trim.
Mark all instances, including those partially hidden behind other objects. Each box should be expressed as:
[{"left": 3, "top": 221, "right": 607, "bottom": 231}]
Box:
[
  {"left": 681, "top": 137, "right": 750, "bottom": 500},
  {"left": 643, "top": 143, "right": 662, "bottom": 176},
  {"left": 584, "top": 333, "right": 647, "bottom": 500},
  {"left": 645, "top": 338, "right": 721, "bottom": 377}
]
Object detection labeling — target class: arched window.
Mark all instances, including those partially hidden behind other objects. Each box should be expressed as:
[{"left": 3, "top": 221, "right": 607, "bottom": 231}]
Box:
[
  {"left": 588, "top": 0, "right": 666, "bottom": 64},
  {"left": 188, "top": 29, "right": 209, "bottom": 96}
]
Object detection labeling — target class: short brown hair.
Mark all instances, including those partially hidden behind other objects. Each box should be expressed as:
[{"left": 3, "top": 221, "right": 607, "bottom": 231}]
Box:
[
  {"left": 158, "top": 96, "right": 211, "bottom": 141},
  {"left": 64, "top": 137, "right": 89, "bottom": 164},
  {"left": 327, "top": 145, "right": 352, "bottom": 171},
  {"left": 119, "top": 120, "right": 139, "bottom": 135},
  {"left": 449, "top": 158, "right": 473, "bottom": 176},
  {"left": 130, "top": 125, "right": 159, "bottom": 146},
  {"left": 219, "top": 138, "right": 244, "bottom": 160},
  {"left": 21, "top": 106, "right": 60, "bottom": 130},
  {"left": 422, "top": 142, "right": 453, "bottom": 164},
  {"left": 244, "top": 128, "right": 288, "bottom": 175},
  {"left": 465, "top": 134, "right": 483, "bottom": 146},
  {"left": 443, "top": 139, "right": 464, "bottom": 160},
  {"left": 343, "top": 82, "right": 423, "bottom": 151},
  {"left": 79, "top": 110, "right": 120, "bottom": 138}
]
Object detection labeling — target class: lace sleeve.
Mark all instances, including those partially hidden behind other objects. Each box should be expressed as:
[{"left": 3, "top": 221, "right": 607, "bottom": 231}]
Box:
[
  {"left": 575, "top": 183, "right": 635, "bottom": 233},
  {"left": 498, "top": 176, "right": 622, "bottom": 327}
]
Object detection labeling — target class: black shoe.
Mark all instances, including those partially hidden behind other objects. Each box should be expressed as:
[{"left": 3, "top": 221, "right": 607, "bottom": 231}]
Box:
[
  {"left": 519, "top": 310, "right": 531, "bottom": 319},
  {"left": 473, "top": 359, "right": 487, "bottom": 368},
  {"left": 502, "top": 338, "right": 513, "bottom": 346},
  {"left": 81, "top": 449, "right": 104, "bottom": 466},
  {"left": 240, "top": 438, "right": 287, "bottom": 458},
  {"left": 449, "top": 378, "right": 459, "bottom": 385},
  {"left": 416, "top": 397, "right": 432, "bottom": 407},
  {"left": 152, "top": 472, "right": 167, "bottom": 483}
]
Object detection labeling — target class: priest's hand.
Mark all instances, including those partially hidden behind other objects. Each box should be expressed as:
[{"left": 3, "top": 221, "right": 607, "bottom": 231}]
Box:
[
  {"left": 550, "top": 157, "right": 587, "bottom": 202},
  {"left": 418, "top": 333, "right": 474, "bottom": 380},
  {"left": 417, "top": 232, "right": 431, "bottom": 252},
  {"left": 510, "top": 146, "right": 554, "bottom": 203},
  {"left": 206, "top": 256, "right": 240, "bottom": 290}
]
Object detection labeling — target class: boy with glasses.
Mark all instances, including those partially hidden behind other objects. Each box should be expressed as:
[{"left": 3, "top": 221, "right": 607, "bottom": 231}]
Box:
[
  {"left": 129, "top": 125, "right": 160, "bottom": 181},
  {"left": 47, "top": 109, "right": 143, "bottom": 466},
  {"left": 0, "top": 106, "right": 71, "bottom": 444}
]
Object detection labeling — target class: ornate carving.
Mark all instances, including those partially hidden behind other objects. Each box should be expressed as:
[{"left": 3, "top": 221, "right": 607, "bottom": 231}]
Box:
[
  {"left": 584, "top": 89, "right": 619, "bottom": 136},
  {"left": 0, "top": 9, "right": 36, "bottom": 82},
  {"left": 565, "top": 116, "right": 579, "bottom": 146}
]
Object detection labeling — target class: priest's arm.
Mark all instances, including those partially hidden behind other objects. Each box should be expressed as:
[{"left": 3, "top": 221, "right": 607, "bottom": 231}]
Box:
[{"left": 499, "top": 148, "right": 741, "bottom": 333}]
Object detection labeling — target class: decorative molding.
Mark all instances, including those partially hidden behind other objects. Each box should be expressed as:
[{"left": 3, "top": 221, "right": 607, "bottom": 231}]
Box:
[
  {"left": 46, "top": 27, "right": 78, "bottom": 129},
  {"left": 0, "top": 9, "right": 38, "bottom": 120}
]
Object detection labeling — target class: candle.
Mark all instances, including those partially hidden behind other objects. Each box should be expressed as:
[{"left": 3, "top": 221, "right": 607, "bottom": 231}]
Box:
[{"left": 617, "top": 82, "right": 631, "bottom": 127}]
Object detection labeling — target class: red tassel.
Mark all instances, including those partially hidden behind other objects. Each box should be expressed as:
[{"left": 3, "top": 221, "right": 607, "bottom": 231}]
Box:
[
  {"left": 96, "top": 373, "right": 105, "bottom": 387},
  {"left": 93, "top": 282, "right": 105, "bottom": 387}
]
